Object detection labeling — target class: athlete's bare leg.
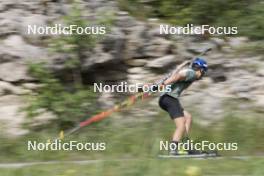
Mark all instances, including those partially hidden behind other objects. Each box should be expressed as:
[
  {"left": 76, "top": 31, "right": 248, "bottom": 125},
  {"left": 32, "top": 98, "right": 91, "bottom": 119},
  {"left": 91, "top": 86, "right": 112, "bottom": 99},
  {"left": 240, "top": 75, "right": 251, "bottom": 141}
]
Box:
[
  {"left": 184, "top": 110, "right": 192, "bottom": 136},
  {"left": 172, "top": 117, "right": 186, "bottom": 141}
]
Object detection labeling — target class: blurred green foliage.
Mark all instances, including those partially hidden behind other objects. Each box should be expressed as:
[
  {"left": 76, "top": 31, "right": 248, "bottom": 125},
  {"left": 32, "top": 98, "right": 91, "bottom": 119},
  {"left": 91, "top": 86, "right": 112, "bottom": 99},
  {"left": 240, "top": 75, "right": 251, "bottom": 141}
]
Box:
[
  {"left": 3, "top": 104, "right": 264, "bottom": 162},
  {"left": 50, "top": 0, "right": 113, "bottom": 54},
  {"left": 0, "top": 108, "right": 263, "bottom": 175},
  {"left": 49, "top": 2, "right": 98, "bottom": 85},
  {"left": 23, "top": 0, "right": 115, "bottom": 127},
  {"left": 0, "top": 158, "right": 263, "bottom": 176},
  {"left": 24, "top": 63, "right": 97, "bottom": 126},
  {"left": 49, "top": 0, "right": 114, "bottom": 85},
  {"left": 118, "top": 0, "right": 264, "bottom": 39},
  {"left": 3, "top": 97, "right": 264, "bottom": 175}
]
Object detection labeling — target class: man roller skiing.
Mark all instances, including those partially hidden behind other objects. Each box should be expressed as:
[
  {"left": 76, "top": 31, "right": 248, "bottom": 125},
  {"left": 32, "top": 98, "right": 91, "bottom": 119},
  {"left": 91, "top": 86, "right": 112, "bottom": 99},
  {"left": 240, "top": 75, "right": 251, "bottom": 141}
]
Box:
[{"left": 158, "top": 58, "right": 208, "bottom": 155}]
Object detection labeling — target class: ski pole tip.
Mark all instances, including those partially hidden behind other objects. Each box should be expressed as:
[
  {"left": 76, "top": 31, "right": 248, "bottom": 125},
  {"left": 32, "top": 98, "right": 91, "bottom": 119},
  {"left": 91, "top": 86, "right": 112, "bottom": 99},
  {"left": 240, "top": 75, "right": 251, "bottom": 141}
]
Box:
[{"left": 59, "top": 130, "right": 64, "bottom": 140}]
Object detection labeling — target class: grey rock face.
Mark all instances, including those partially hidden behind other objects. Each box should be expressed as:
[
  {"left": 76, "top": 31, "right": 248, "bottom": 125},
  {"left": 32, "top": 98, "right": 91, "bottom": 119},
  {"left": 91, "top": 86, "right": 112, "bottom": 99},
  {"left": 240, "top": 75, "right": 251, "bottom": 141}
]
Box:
[
  {"left": 0, "top": 9, "right": 28, "bottom": 36},
  {"left": 0, "top": 95, "right": 29, "bottom": 137},
  {"left": 146, "top": 55, "right": 177, "bottom": 69},
  {"left": 0, "top": 35, "right": 47, "bottom": 62},
  {"left": 0, "top": 62, "right": 33, "bottom": 82},
  {"left": 19, "top": 14, "right": 49, "bottom": 43},
  {"left": 144, "top": 38, "right": 174, "bottom": 58},
  {"left": 124, "top": 24, "right": 148, "bottom": 59},
  {"left": 228, "top": 37, "right": 249, "bottom": 48},
  {"left": 82, "top": 48, "right": 115, "bottom": 70},
  {"left": 0, "top": 81, "right": 31, "bottom": 95},
  {"left": 101, "top": 27, "right": 126, "bottom": 60},
  {"left": 116, "top": 12, "right": 137, "bottom": 28}
]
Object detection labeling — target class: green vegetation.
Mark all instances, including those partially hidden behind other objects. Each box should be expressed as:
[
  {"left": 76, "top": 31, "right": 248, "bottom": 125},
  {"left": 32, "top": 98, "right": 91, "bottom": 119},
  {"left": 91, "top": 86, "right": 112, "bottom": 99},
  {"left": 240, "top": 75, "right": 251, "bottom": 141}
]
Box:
[
  {"left": 0, "top": 158, "right": 263, "bottom": 176},
  {"left": 49, "top": 1, "right": 114, "bottom": 86},
  {"left": 1, "top": 104, "right": 264, "bottom": 159},
  {"left": 23, "top": 1, "right": 110, "bottom": 127},
  {"left": 24, "top": 63, "right": 97, "bottom": 127},
  {"left": 118, "top": 0, "right": 264, "bottom": 40},
  {"left": 23, "top": 0, "right": 115, "bottom": 127},
  {"left": 0, "top": 108, "right": 263, "bottom": 175}
]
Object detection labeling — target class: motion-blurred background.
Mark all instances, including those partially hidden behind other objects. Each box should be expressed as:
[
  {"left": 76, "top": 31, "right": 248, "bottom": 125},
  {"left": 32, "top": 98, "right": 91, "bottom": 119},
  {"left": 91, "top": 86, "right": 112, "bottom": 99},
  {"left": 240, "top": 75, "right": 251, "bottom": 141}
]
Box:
[{"left": 0, "top": 0, "right": 263, "bottom": 175}]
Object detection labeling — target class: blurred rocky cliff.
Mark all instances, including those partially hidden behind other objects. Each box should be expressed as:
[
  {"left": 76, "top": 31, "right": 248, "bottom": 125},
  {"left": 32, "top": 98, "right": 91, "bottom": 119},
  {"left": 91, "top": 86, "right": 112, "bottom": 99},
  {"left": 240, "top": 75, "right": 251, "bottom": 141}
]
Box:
[{"left": 0, "top": 0, "right": 263, "bottom": 136}]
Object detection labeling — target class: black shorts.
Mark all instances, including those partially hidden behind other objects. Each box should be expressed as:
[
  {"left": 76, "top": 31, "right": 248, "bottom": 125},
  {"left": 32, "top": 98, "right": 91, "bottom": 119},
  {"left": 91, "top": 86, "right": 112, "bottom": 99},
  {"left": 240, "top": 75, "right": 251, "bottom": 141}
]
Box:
[{"left": 159, "top": 94, "right": 184, "bottom": 119}]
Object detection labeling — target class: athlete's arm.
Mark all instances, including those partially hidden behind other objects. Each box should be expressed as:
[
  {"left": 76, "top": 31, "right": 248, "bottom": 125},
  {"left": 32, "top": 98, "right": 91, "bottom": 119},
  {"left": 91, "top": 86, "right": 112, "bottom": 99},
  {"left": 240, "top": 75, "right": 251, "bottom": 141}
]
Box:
[{"left": 163, "top": 69, "right": 187, "bottom": 85}]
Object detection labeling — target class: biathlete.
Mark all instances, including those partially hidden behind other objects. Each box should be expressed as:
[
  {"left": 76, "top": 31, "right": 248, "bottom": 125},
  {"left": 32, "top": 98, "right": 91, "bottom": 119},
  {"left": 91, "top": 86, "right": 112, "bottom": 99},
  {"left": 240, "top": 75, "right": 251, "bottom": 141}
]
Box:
[{"left": 158, "top": 58, "right": 208, "bottom": 155}]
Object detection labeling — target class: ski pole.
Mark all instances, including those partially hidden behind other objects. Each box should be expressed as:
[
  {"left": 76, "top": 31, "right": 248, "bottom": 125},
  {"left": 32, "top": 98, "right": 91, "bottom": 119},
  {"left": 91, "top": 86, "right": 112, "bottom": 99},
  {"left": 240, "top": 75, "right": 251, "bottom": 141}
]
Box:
[{"left": 56, "top": 91, "right": 151, "bottom": 140}]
